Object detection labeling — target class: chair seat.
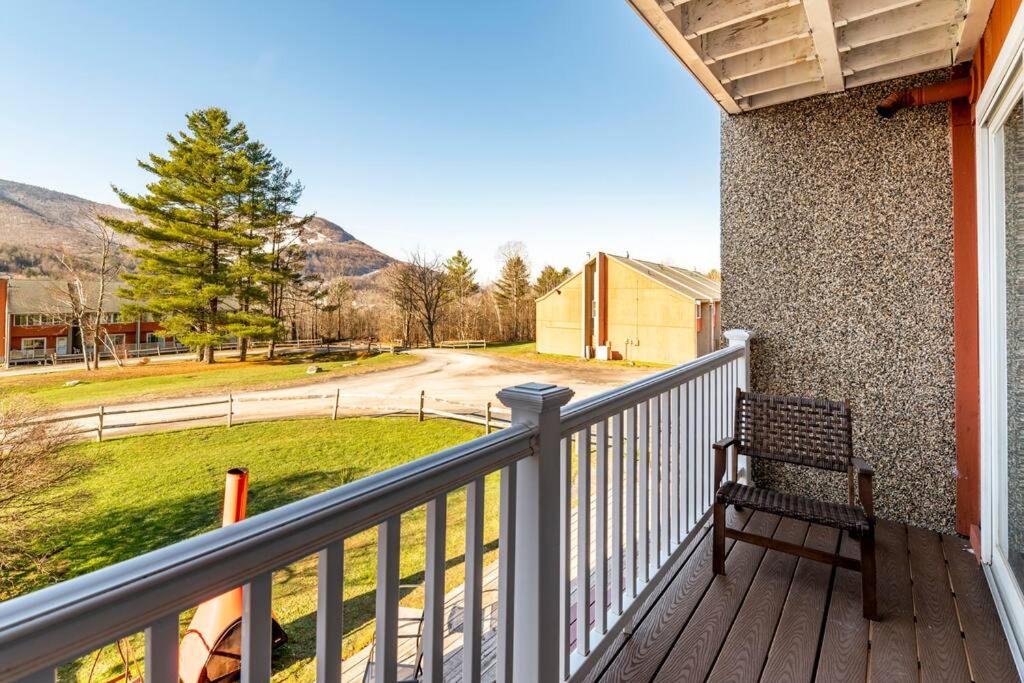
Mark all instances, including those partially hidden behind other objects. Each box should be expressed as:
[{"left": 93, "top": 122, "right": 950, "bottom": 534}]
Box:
[{"left": 717, "top": 481, "right": 870, "bottom": 533}]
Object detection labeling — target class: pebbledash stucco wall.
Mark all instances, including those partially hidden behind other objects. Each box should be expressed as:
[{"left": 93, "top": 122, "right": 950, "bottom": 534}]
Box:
[{"left": 721, "top": 71, "right": 957, "bottom": 532}]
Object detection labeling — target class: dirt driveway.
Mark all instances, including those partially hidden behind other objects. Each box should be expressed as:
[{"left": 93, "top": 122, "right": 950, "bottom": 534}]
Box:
[{"left": 60, "top": 349, "right": 659, "bottom": 438}]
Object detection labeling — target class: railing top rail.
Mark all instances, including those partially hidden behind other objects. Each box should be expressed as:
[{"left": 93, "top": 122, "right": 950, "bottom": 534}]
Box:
[
  {"left": 0, "top": 423, "right": 536, "bottom": 679},
  {"left": 559, "top": 344, "right": 743, "bottom": 434}
]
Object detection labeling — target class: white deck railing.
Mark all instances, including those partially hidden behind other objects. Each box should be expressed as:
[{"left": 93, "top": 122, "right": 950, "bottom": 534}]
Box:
[{"left": 0, "top": 330, "right": 752, "bottom": 683}]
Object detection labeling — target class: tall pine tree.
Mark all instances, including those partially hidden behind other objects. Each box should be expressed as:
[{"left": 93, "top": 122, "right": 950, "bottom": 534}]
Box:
[
  {"left": 445, "top": 250, "right": 479, "bottom": 340},
  {"left": 102, "top": 108, "right": 255, "bottom": 362},
  {"left": 494, "top": 243, "right": 533, "bottom": 342},
  {"left": 534, "top": 265, "right": 572, "bottom": 297}
]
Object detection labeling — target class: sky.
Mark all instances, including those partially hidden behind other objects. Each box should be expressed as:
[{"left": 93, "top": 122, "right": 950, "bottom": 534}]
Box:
[{"left": 0, "top": 1, "right": 721, "bottom": 281}]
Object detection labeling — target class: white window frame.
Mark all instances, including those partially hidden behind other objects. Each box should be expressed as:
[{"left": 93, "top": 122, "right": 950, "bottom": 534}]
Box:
[
  {"left": 20, "top": 337, "right": 46, "bottom": 351},
  {"left": 104, "top": 332, "right": 126, "bottom": 347},
  {"left": 695, "top": 303, "right": 702, "bottom": 319},
  {"left": 976, "top": 4, "right": 1024, "bottom": 672}
]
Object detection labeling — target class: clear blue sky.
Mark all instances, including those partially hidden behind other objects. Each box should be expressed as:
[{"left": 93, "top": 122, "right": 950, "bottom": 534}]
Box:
[{"left": 0, "top": 1, "right": 720, "bottom": 280}]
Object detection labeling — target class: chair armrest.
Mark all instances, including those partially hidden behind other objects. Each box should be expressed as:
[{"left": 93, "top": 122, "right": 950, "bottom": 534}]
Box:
[
  {"left": 713, "top": 436, "right": 737, "bottom": 451},
  {"left": 851, "top": 457, "right": 874, "bottom": 477}
]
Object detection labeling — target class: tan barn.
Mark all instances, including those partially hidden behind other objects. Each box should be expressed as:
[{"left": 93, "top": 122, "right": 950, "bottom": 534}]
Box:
[{"left": 535, "top": 252, "right": 720, "bottom": 365}]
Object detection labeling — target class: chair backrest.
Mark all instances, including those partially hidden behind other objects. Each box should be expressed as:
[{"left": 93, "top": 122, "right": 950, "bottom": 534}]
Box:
[{"left": 734, "top": 390, "right": 853, "bottom": 472}]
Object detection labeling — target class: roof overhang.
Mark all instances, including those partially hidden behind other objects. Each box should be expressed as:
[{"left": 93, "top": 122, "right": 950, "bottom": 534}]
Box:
[{"left": 627, "top": 0, "right": 995, "bottom": 112}]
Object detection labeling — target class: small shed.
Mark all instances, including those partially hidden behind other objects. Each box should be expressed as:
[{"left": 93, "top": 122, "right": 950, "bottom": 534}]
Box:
[{"left": 535, "top": 252, "right": 721, "bottom": 365}]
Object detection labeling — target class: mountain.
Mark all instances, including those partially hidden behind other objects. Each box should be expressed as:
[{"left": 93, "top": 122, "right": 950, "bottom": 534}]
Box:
[{"left": 0, "top": 178, "right": 396, "bottom": 279}]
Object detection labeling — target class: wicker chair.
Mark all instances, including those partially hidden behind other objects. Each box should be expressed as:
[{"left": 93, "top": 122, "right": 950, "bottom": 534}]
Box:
[{"left": 712, "top": 389, "right": 877, "bottom": 620}]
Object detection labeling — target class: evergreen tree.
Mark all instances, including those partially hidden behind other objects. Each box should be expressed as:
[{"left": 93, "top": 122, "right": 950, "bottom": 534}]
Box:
[
  {"left": 102, "top": 108, "right": 255, "bottom": 362},
  {"left": 534, "top": 265, "right": 572, "bottom": 297},
  {"left": 445, "top": 250, "right": 479, "bottom": 339},
  {"left": 494, "top": 243, "right": 533, "bottom": 342}
]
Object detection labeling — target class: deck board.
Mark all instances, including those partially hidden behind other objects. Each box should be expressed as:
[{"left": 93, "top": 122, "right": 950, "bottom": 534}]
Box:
[
  {"left": 941, "top": 534, "right": 1019, "bottom": 683},
  {"left": 758, "top": 524, "right": 839, "bottom": 682},
  {"left": 868, "top": 520, "right": 918, "bottom": 681},
  {"left": 705, "top": 517, "right": 808, "bottom": 683},
  {"left": 653, "top": 512, "right": 782, "bottom": 682},
  {"left": 907, "top": 525, "right": 972, "bottom": 682},
  {"left": 595, "top": 508, "right": 753, "bottom": 682},
  {"left": 814, "top": 532, "right": 868, "bottom": 682},
  {"left": 597, "top": 517, "right": 1017, "bottom": 682}
]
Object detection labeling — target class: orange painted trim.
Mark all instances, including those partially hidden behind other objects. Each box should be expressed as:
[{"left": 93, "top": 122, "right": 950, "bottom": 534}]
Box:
[{"left": 952, "top": 95, "right": 982, "bottom": 537}]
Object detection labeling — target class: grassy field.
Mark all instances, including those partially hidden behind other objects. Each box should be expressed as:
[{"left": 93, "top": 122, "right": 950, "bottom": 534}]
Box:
[
  {"left": 0, "top": 351, "right": 418, "bottom": 409},
  {"left": 469, "top": 341, "right": 669, "bottom": 368},
  {"left": 14, "top": 416, "right": 491, "bottom": 681}
]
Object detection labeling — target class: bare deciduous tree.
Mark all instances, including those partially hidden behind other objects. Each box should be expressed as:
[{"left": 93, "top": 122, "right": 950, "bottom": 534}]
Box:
[
  {"left": 48, "top": 223, "right": 125, "bottom": 370},
  {"left": 386, "top": 251, "right": 452, "bottom": 347},
  {"left": 0, "top": 401, "right": 81, "bottom": 597}
]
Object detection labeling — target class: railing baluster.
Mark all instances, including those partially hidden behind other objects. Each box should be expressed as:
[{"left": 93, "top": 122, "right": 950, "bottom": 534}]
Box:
[
  {"left": 704, "top": 372, "right": 712, "bottom": 509},
  {"left": 660, "top": 390, "right": 670, "bottom": 560},
  {"left": 611, "top": 411, "right": 624, "bottom": 615},
  {"left": 560, "top": 437, "right": 572, "bottom": 679},
  {"left": 696, "top": 375, "right": 705, "bottom": 516},
  {"left": 464, "top": 477, "right": 485, "bottom": 683},
  {"left": 575, "top": 427, "right": 591, "bottom": 656},
  {"left": 650, "top": 394, "right": 661, "bottom": 567},
  {"left": 625, "top": 406, "right": 637, "bottom": 598},
  {"left": 242, "top": 572, "right": 273, "bottom": 683},
  {"left": 423, "top": 495, "right": 447, "bottom": 683},
  {"left": 375, "top": 516, "right": 400, "bottom": 683},
  {"left": 595, "top": 418, "right": 608, "bottom": 634},
  {"left": 317, "top": 541, "right": 344, "bottom": 683},
  {"left": 638, "top": 400, "right": 650, "bottom": 582},
  {"left": 145, "top": 613, "right": 179, "bottom": 683},
  {"left": 671, "top": 385, "right": 681, "bottom": 545},
  {"left": 497, "top": 467, "right": 516, "bottom": 683}
]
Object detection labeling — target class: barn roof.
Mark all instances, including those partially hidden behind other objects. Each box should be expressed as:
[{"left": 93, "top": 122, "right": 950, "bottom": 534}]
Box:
[
  {"left": 607, "top": 254, "right": 721, "bottom": 301},
  {"left": 5, "top": 278, "right": 134, "bottom": 314}
]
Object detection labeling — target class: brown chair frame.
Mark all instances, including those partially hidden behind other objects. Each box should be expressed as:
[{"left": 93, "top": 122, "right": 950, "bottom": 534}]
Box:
[{"left": 711, "top": 389, "right": 877, "bottom": 621}]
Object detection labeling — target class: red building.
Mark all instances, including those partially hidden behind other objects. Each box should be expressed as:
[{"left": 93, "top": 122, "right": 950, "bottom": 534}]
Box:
[{"left": 0, "top": 277, "right": 169, "bottom": 366}]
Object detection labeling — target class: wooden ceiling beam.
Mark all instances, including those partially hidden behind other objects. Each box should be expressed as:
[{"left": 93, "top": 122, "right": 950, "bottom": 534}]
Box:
[
  {"left": 715, "top": 37, "right": 817, "bottom": 82},
  {"left": 832, "top": 0, "right": 924, "bottom": 27},
  {"left": 954, "top": 0, "right": 997, "bottom": 62},
  {"left": 730, "top": 59, "right": 824, "bottom": 98},
  {"left": 837, "top": 0, "right": 966, "bottom": 51},
  {"left": 626, "top": 0, "right": 743, "bottom": 113},
  {"left": 844, "top": 24, "right": 957, "bottom": 72},
  {"left": 803, "top": 0, "right": 846, "bottom": 91},
  {"left": 741, "top": 79, "right": 828, "bottom": 109},
  {"left": 674, "top": 0, "right": 800, "bottom": 39},
  {"left": 844, "top": 49, "right": 952, "bottom": 88},
  {"left": 699, "top": 5, "right": 810, "bottom": 62}
]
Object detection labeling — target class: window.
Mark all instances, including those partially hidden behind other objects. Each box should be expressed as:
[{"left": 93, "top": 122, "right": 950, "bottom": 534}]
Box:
[
  {"left": 695, "top": 303, "right": 702, "bottom": 319},
  {"left": 20, "top": 338, "right": 45, "bottom": 351},
  {"left": 105, "top": 333, "right": 126, "bottom": 347},
  {"left": 102, "top": 312, "right": 122, "bottom": 324}
]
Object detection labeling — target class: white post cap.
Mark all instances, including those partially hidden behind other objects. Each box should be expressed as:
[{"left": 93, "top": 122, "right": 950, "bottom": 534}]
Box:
[{"left": 723, "top": 329, "right": 754, "bottom": 346}]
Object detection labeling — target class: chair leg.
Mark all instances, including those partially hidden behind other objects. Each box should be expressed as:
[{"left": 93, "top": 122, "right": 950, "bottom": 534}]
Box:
[
  {"left": 713, "top": 501, "right": 726, "bottom": 575},
  {"left": 860, "top": 525, "right": 878, "bottom": 621}
]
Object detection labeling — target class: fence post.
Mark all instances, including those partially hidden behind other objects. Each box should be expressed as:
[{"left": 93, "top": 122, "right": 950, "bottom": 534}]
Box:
[
  {"left": 418, "top": 390, "right": 425, "bottom": 422},
  {"left": 332, "top": 388, "right": 340, "bottom": 421},
  {"left": 97, "top": 405, "right": 104, "bottom": 443},
  {"left": 485, "top": 401, "right": 492, "bottom": 434},
  {"left": 497, "top": 382, "right": 573, "bottom": 683},
  {"left": 723, "top": 329, "right": 754, "bottom": 483},
  {"left": 227, "top": 393, "right": 233, "bottom": 428}
]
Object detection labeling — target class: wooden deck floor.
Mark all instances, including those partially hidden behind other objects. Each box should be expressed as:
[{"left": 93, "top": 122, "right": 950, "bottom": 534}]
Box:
[{"left": 590, "top": 510, "right": 1020, "bottom": 682}]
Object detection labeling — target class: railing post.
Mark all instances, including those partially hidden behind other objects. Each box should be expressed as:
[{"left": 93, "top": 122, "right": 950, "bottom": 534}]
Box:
[
  {"left": 227, "top": 393, "right": 234, "bottom": 428},
  {"left": 723, "top": 329, "right": 754, "bottom": 483},
  {"left": 485, "top": 401, "right": 492, "bottom": 434},
  {"left": 497, "top": 381, "right": 573, "bottom": 683},
  {"left": 332, "top": 388, "right": 340, "bottom": 420},
  {"left": 97, "top": 405, "right": 104, "bottom": 443},
  {"left": 418, "top": 390, "right": 425, "bottom": 422}
]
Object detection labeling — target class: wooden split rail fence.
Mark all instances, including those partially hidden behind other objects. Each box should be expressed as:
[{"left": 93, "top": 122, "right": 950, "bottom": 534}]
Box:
[{"left": 30, "top": 389, "right": 512, "bottom": 442}]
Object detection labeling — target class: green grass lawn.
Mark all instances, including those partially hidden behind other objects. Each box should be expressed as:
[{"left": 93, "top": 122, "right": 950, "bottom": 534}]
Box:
[
  {"left": 13, "top": 416, "right": 492, "bottom": 682},
  {"left": 468, "top": 341, "right": 669, "bottom": 368},
  {"left": 0, "top": 351, "right": 418, "bottom": 409}
]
